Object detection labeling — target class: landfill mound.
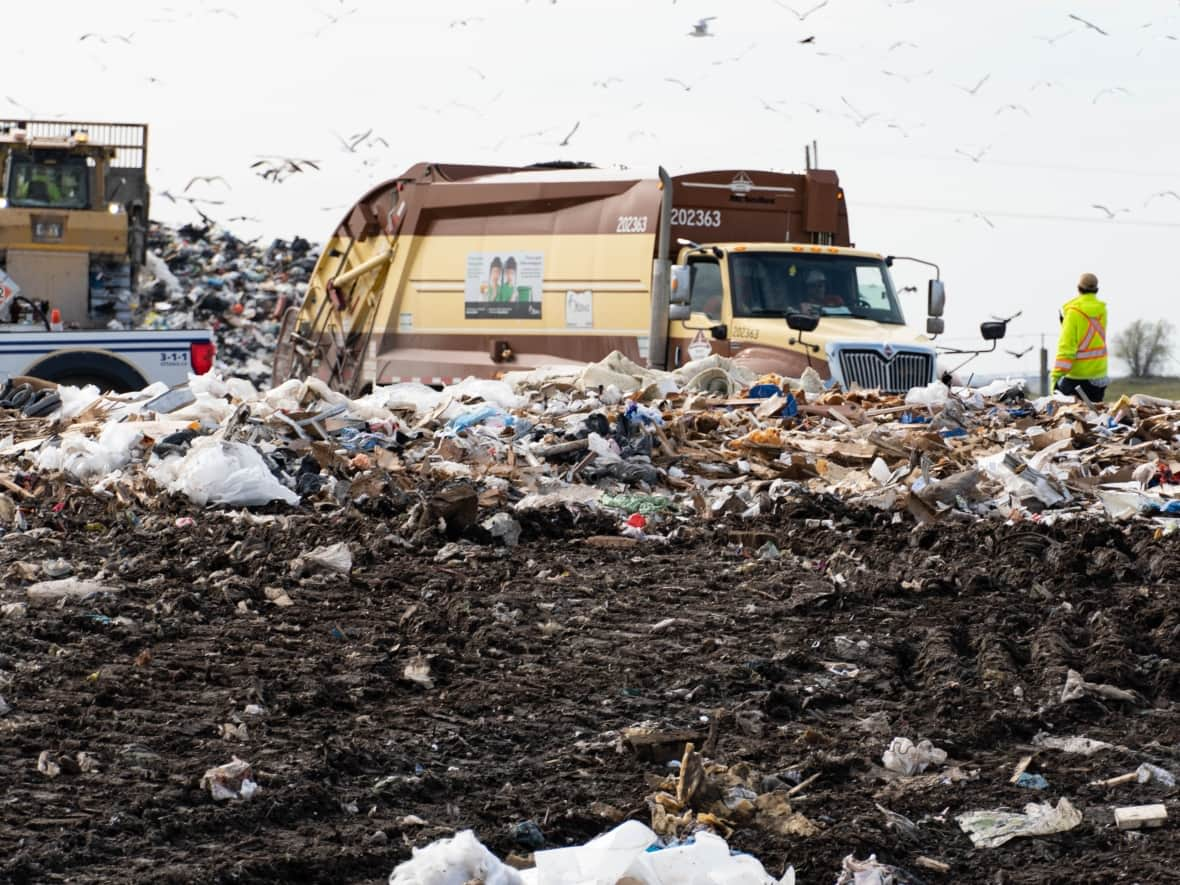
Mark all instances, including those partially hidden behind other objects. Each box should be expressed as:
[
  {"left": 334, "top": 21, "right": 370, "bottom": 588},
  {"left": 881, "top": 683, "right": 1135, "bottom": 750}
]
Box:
[
  {"left": 0, "top": 359, "right": 1178, "bottom": 883},
  {"left": 134, "top": 220, "right": 318, "bottom": 387}
]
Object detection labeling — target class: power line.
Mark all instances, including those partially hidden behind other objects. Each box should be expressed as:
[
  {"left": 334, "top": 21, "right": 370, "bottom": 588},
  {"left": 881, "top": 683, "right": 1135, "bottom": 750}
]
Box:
[{"left": 856, "top": 200, "right": 1180, "bottom": 229}]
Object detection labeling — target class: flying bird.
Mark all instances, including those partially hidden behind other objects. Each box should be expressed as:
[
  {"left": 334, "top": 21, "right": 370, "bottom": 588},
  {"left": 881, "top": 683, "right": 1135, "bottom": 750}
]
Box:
[
  {"left": 1090, "top": 204, "right": 1128, "bottom": 219},
  {"left": 1145, "top": 190, "right": 1180, "bottom": 206},
  {"left": 1035, "top": 29, "right": 1076, "bottom": 45},
  {"left": 449, "top": 16, "right": 485, "bottom": 27},
  {"left": 158, "top": 190, "right": 225, "bottom": 207},
  {"left": 840, "top": 96, "right": 877, "bottom": 127},
  {"left": 558, "top": 121, "right": 580, "bottom": 146},
  {"left": 955, "top": 73, "right": 991, "bottom": 95},
  {"left": 995, "top": 103, "right": 1031, "bottom": 117},
  {"left": 972, "top": 212, "right": 995, "bottom": 228},
  {"left": 79, "top": 31, "right": 134, "bottom": 44},
  {"left": 798, "top": 35, "right": 816, "bottom": 44},
  {"left": 773, "top": 1, "right": 828, "bottom": 21},
  {"left": 888, "top": 40, "right": 918, "bottom": 51},
  {"left": 758, "top": 97, "right": 790, "bottom": 115},
  {"left": 664, "top": 77, "right": 695, "bottom": 91},
  {"left": 688, "top": 17, "right": 716, "bottom": 37},
  {"left": 1067, "top": 13, "right": 1108, "bottom": 36},
  {"left": 250, "top": 156, "right": 321, "bottom": 183},
  {"left": 882, "top": 68, "right": 932, "bottom": 83},
  {"left": 333, "top": 129, "right": 372, "bottom": 152},
  {"left": 315, "top": 7, "right": 357, "bottom": 35},
  {"left": 1092, "top": 86, "right": 1130, "bottom": 103},
  {"left": 887, "top": 121, "right": 924, "bottom": 138},
  {"left": 712, "top": 43, "right": 756, "bottom": 65},
  {"left": 467, "top": 65, "right": 487, "bottom": 80},
  {"left": 593, "top": 77, "right": 623, "bottom": 87},
  {"left": 1030, "top": 79, "right": 1058, "bottom": 91},
  {"left": 184, "top": 175, "right": 230, "bottom": 192},
  {"left": 1006, "top": 346, "right": 1033, "bottom": 358},
  {"left": 955, "top": 145, "right": 990, "bottom": 163}
]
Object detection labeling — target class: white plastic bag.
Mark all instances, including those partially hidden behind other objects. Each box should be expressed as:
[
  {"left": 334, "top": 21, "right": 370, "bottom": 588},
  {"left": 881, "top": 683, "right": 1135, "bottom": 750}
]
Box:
[
  {"left": 389, "top": 829, "right": 522, "bottom": 885},
  {"left": 882, "top": 737, "right": 947, "bottom": 775},
  {"left": 34, "top": 422, "right": 143, "bottom": 482},
  {"left": 149, "top": 437, "right": 298, "bottom": 506}
]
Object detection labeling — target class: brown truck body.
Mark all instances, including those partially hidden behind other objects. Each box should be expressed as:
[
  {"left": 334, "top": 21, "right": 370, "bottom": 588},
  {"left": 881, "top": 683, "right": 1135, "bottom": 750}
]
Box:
[{"left": 274, "top": 162, "right": 940, "bottom": 393}]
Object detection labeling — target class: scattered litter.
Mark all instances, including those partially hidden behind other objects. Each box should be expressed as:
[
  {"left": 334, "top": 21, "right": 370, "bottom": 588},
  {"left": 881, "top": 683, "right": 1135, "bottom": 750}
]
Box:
[
  {"left": 956, "top": 798, "right": 1082, "bottom": 848},
  {"left": 200, "top": 756, "right": 260, "bottom": 801},
  {"left": 882, "top": 737, "right": 947, "bottom": 775},
  {"left": 1114, "top": 804, "right": 1167, "bottom": 830},
  {"left": 1014, "top": 772, "right": 1049, "bottom": 790}
]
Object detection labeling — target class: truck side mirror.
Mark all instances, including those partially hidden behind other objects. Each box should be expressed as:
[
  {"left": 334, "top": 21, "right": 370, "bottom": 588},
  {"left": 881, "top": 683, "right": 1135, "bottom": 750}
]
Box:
[
  {"left": 927, "top": 279, "right": 946, "bottom": 317},
  {"left": 926, "top": 317, "right": 945, "bottom": 335},
  {"left": 980, "top": 320, "right": 1007, "bottom": 341},
  {"left": 786, "top": 312, "right": 820, "bottom": 333},
  {"left": 711, "top": 324, "right": 728, "bottom": 341},
  {"left": 670, "top": 265, "right": 692, "bottom": 305}
]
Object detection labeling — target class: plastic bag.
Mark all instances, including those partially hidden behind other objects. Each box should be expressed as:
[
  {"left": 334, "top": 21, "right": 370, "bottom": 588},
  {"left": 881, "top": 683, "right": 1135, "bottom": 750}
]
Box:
[
  {"left": 905, "top": 380, "right": 950, "bottom": 406},
  {"left": 389, "top": 829, "right": 522, "bottom": 885},
  {"left": 882, "top": 737, "right": 946, "bottom": 775},
  {"left": 34, "top": 422, "right": 143, "bottom": 482},
  {"left": 149, "top": 438, "right": 299, "bottom": 506},
  {"left": 956, "top": 798, "right": 1082, "bottom": 848}
]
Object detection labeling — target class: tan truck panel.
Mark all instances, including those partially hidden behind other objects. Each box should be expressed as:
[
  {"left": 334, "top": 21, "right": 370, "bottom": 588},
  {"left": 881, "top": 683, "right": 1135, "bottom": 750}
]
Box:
[{"left": 0, "top": 208, "right": 127, "bottom": 256}]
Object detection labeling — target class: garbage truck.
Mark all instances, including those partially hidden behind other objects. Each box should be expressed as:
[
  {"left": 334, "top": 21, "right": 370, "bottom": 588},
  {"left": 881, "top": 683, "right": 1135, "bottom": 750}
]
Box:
[
  {"left": 0, "top": 119, "right": 214, "bottom": 391},
  {"left": 273, "top": 159, "right": 949, "bottom": 395}
]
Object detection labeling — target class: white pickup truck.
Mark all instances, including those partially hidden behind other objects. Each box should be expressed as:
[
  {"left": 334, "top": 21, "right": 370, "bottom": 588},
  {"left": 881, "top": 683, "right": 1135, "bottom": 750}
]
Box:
[{"left": 0, "top": 322, "right": 215, "bottom": 392}]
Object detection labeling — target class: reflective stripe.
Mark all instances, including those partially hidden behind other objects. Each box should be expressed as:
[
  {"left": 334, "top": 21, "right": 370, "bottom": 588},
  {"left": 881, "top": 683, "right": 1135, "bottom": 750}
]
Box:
[
  {"left": 1069, "top": 308, "right": 1106, "bottom": 354},
  {"left": 1076, "top": 347, "right": 1107, "bottom": 360},
  {"left": 1054, "top": 359, "right": 1073, "bottom": 371}
]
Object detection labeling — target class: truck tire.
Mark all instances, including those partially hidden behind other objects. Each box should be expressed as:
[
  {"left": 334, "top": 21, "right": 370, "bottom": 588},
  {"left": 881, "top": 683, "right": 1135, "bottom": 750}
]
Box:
[{"left": 23, "top": 352, "right": 148, "bottom": 394}]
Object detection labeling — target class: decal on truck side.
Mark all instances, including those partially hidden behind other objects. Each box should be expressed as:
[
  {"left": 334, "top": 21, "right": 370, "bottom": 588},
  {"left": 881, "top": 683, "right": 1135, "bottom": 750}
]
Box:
[{"left": 464, "top": 251, "right": 544, "bottom": 319}]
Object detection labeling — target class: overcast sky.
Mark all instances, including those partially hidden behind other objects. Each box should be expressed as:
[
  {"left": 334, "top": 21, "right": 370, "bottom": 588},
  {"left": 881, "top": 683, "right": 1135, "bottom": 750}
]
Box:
[{"left": 8, "top": 0, "right": 1179, "bottom": 375}]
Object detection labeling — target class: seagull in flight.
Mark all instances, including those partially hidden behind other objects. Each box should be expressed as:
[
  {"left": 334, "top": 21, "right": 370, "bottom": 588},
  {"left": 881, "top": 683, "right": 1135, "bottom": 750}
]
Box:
[
  {"left": 250, "top": 156, "right": 321, "bottom": 183},
  {"left": 1090, "top": 204, "right": 1128, "bottom": 219},
  {"left": 882, "top": 68, "right": 932, "bottom": 83},
  {"left": 1092, "top": 86, "right": 1130, "bottom": 103},
  {"left": 315, "top": 7, "right": 357, "bottom": 36},
  {"left": 688, "top": 17, "right": 717, "bottom": 37},
  {"left": 593, "top": 77, "right": 623, "bottom": 87},
  {"left": 972, "top": 212, "right": 995, "bottom": 228},
  {"left": 1145, "top": 190, "right": 1180, "bottom": 206},
  {"left": 1035, "top": 29, "right": 1076, "bottom": 45},
  {"left": 333, "top": 129, "right": 372, "bottom": 152},
  {"left": 449, "top": 16, "right": 485, "bottom": 27},
  {"left": 888, "top": 40, "right": 919, "bottom": 51},
  {"left": 558, "top": 121, "right": 580, "bottom": 146},
  {"left": 955, "top": 73, "right": 991, "bottom": 95},
  {"left": 184, "top": 175, "right": 230, "bottom": 192},
  {"left": 840, "top": 96, "right": 878, "bottom": 127},
  {"left": 1006, "top": 346, "right": 1033, "bottom": 358},
  {"left": 955, "top": 145, "right": 990, "bottom": 163},
  {"left": 664, "top": 77, "right": 695, "bottom": 91},
  {"left": 1067, "top": 13, "right": 1108, "bottom": 36},
  {"left": 995, "top": 103, "right": 1031, "bottom": 117},
  {"left": 79, "top": 31, "right": 134, "bottom": 44},
  {"left": 773, "top": 1, "right": 828, "bottom": 21}
]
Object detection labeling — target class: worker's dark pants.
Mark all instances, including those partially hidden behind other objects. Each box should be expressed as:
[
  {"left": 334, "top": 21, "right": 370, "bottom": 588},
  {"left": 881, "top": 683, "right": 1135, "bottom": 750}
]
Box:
[{"left": 1055, "top": 376, "right": 1106, "bottom": 402}]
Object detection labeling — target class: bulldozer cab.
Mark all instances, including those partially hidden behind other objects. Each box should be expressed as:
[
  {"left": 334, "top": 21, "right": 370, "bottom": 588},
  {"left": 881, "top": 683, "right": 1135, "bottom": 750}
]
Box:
[{"left": 0, "top": 121, "right": 148, "bottom": 328}]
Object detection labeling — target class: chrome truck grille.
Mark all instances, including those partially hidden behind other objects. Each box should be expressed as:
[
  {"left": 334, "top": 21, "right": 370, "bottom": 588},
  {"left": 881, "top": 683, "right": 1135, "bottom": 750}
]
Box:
[{"left": 836, "top": 349, "right": 934, "bottom": 393}]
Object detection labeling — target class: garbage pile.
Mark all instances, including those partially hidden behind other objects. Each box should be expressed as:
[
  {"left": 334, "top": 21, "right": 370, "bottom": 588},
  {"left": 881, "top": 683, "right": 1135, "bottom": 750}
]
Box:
[
  {"left": 0, "top": 350, "right": 1178, "bottom": 533},
  {"left": 128, "top": 220, "right": 318, "bottom": 387}
]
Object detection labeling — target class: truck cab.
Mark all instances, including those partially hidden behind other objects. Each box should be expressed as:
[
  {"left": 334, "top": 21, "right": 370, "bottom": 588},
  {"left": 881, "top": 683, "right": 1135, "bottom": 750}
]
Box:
[{"left": 670, "top": 244, "right": 938, "bottom": 391}]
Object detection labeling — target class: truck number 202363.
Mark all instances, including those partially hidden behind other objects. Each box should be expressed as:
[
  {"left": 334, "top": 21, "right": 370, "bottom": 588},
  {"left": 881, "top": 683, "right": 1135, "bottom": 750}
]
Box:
[
  {"left": 670, "top": 208, "right": 722, "bottom": 228},
  {"left": 615, "top": 215, "right": 649, "bottom": 233}
]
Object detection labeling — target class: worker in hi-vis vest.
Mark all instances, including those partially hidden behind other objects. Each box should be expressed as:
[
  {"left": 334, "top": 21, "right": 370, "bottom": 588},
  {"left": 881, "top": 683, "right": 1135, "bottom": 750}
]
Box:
[{"left": 1051, "top": 272, "right": 1108, "bottom": 402}]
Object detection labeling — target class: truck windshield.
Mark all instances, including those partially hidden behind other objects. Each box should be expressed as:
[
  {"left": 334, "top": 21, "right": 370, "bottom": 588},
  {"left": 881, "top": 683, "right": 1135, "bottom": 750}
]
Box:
[
  {"left": 729, "top": 252, "right": 905, "bottom": 325},
  {"left": 5, "top": 154, "right": 90, "bottom": 210}
]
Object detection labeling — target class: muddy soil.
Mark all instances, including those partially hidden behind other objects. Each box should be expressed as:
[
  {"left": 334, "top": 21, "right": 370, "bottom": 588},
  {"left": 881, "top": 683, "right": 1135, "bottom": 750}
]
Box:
[{"left": 0, "top": 496, "right": 1177, "bottom": 884}]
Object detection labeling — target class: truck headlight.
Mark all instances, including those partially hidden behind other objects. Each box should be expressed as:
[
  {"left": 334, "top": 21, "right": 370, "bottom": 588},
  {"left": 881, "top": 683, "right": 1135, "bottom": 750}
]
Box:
[{"left": 108, "top": 202, "right": 121, "bottom": 214}]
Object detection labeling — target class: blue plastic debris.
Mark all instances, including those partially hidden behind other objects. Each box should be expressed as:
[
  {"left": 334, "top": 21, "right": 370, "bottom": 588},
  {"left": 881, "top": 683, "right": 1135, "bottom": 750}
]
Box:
[
  {"left": 940, "top": 427, "right": 968, "bottom": 439},
  {"left": 1015, "top": 772, "right": 1049, "bottom": 790},
  {"left": 900, "top": 412, "right": 930, "bottom": 425},
  {"left": 781, "top": 392, "right": 798, "bottom": 418},
  {"left": 748, "top": 383, "right": 782, "bottom": 399}
]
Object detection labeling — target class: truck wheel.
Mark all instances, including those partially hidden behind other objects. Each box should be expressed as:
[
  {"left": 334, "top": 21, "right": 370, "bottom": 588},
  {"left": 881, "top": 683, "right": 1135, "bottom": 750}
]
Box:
[{"left": 23, "top": 352, "right": 148, "bottom": 394}]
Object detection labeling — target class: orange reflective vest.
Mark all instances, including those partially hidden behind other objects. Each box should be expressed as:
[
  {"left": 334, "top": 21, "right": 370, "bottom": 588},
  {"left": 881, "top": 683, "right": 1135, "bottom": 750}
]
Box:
[{"left": 1052, "top": 293, "right": 1108, "bottom": 385}]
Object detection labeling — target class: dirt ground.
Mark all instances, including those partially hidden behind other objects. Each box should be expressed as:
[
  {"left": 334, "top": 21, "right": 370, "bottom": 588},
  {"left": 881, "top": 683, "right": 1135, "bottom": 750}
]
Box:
[{"left": 1, "top": 493, "right": 1177, "bottom": 884}]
